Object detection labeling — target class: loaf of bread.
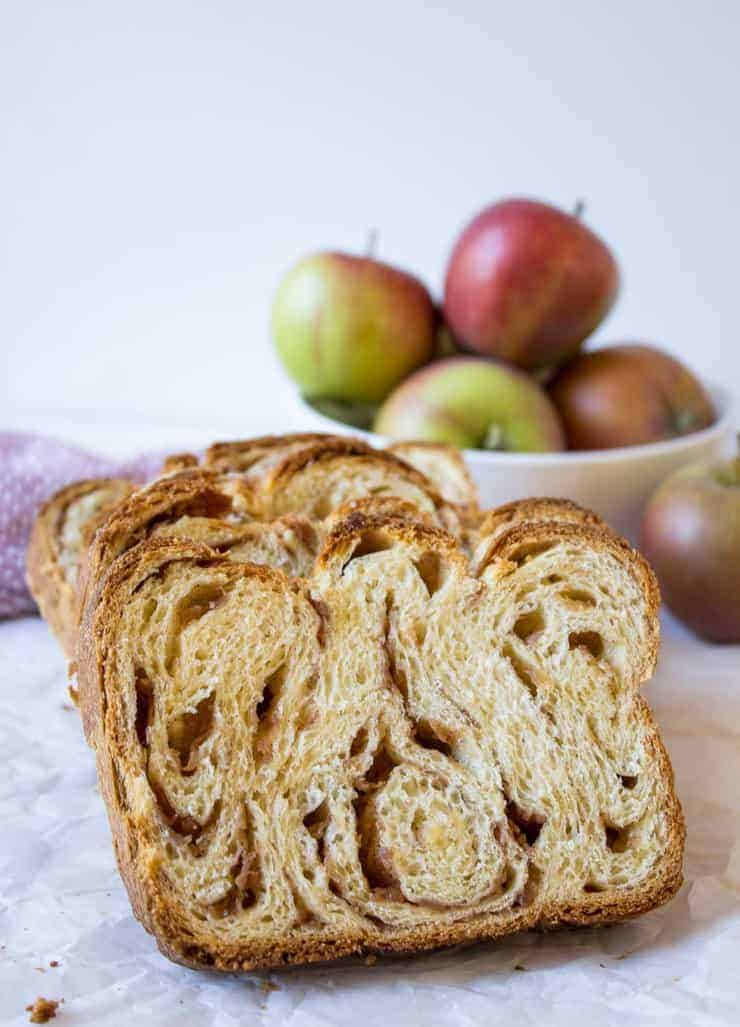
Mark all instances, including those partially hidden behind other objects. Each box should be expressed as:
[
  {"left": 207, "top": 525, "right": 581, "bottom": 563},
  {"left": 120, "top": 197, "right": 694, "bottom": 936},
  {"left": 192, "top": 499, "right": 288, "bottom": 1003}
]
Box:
[
  {"left": 78, "top": 508, "right": 683, "bottom": 972},
  {"left": 26, "top": 477, "right": 136, "bottom": 658}
]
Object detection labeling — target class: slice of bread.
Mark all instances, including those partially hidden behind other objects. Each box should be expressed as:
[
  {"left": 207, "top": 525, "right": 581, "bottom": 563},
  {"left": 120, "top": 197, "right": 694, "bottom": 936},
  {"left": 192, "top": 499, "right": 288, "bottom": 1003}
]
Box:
[
  {"left": 78, "top": 510, "right": 683, "bottom": 972},
  {"left": 26, "top": 477, "right": 135, "bottom": 658}
]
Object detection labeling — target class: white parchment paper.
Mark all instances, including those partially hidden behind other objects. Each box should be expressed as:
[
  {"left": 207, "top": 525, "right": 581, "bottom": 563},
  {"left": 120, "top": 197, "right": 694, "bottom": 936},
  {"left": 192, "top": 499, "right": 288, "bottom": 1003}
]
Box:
[{"left": 2, "top": 614, "right": 739, "bottom": 1026}]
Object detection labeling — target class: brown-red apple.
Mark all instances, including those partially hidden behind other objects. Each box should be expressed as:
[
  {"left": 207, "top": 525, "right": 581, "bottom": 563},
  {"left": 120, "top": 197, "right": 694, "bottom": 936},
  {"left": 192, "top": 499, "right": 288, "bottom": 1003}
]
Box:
[
  {"left": 642, "top": 453, "right": 740, "bottom": 642},
  {"left": 373, "top": 356, "right": 565, "bottom": 451},
  {"left": 272, "top": 252, "right": 436, "bottom": 404},
  {"left": 549, "top": 344, "right": 715, "bottom": 450},
  {"left": 443, "top": 198, "right": 619, "bottom": 371}
]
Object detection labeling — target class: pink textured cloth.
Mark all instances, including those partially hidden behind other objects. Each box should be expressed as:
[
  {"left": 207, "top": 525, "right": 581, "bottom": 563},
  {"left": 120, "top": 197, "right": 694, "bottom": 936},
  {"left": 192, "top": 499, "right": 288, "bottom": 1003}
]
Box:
[{"left": 0, "top": 432, "right": 168, "bottom": 619}]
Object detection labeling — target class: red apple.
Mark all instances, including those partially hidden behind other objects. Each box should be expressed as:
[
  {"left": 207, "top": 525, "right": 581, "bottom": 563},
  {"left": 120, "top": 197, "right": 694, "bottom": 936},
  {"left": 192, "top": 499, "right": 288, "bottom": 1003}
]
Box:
[
  {"left": 642, "top": 452, "right": 740, "bottom": 642},
  {"left": 373, "top": 356, "right": 565, "bottom": 452},
  {"left": 443, "top": 198, "right": 619, "bottom": 371},
  {"left": 272, "top": 252, "right": 436, "bottom": 404},
  {"left": 549, "top": 344, "right": 715, "bottom": 450}
]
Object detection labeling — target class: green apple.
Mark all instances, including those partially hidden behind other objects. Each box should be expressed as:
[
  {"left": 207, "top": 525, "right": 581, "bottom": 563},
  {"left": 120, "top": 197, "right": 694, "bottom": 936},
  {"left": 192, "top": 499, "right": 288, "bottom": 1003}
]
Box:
[
  {"left": 272, "top": 252, "right": 436, "bottom": 404},
  {"left": 374, "top": 356, "right": 565, "bottom": 451}
]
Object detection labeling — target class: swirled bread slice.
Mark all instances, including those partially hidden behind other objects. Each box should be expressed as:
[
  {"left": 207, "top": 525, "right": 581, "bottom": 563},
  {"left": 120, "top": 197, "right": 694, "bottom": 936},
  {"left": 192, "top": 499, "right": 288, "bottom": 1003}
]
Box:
[
  {"left": 78, "top": 512, "right": 683, "bottom": 972},
  {"left": 26, "top": 477, "right": 136, "bottom": 658}
]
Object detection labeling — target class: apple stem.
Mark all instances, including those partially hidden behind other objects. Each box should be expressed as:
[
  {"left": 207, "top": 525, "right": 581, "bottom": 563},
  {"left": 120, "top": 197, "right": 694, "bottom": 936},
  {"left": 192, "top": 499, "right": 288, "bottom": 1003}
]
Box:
[
  {"left": 365, "top": 228, "right": 379, "bottom": 258},
  {"left": 573, "top": 199, "right": 586, "bottom": 220},
  {"left": 715, "top": 433, "right": 740, "bottom": 486},
  {"left": 483, "top": 424, "right": 505, "bottom": 451}
]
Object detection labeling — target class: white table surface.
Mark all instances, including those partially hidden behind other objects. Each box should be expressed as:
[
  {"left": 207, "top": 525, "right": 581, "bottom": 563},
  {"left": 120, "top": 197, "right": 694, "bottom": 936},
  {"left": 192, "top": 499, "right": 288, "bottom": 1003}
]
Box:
[{"left": 2, "top": 607, "right": 739, "bottom": 1027}]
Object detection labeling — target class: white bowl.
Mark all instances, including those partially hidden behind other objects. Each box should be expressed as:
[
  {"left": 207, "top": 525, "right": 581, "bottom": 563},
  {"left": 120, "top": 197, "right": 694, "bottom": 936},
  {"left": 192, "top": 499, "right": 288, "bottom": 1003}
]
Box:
[{"left": 298, "top": 389, "right": 735, "bottom": 542}]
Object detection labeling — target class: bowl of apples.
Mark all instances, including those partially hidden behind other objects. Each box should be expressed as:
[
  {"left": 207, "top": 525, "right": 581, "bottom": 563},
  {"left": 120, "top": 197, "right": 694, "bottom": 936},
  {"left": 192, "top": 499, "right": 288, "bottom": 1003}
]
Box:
[{"left": 272, "top": 198, "right": 734, "bottom": 542}]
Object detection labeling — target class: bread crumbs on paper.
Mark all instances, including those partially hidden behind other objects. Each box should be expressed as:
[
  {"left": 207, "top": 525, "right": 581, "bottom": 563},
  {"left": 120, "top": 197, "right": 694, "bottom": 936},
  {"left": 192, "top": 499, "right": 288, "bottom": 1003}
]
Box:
[
  {"left": 260, "top": 979, "right": 280, "bottom": 994},
  {"left": 25, "top": 997, "right": 60, "bottom": 1023},
  {"left": 364, "top": 954, "right": 377, "bottom": 966}
]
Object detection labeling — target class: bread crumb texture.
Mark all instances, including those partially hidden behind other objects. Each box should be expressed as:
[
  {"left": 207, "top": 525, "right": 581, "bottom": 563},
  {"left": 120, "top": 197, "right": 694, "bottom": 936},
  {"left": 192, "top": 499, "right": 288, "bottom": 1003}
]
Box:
[{"left": 79, "top": 502, "right": 684, "bottom": 972}]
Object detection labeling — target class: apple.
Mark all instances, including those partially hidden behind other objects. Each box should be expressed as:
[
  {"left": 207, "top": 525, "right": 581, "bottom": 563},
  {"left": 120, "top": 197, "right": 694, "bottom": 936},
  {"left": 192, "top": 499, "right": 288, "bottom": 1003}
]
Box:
[
  {"left": 549, "top": 344, "right": 715, "bottom": 450},
  {"left": 642, "top": 452, "right": 740, "bottom": 642},
  {"left": 443, "top": 198, "right": 619, "bottom": 372},
  {"left": 272, "top": 252, "right": 436, "bottom": 404},
  {"left": 373, "top": 356, "right": 565, "bottom": 452}
]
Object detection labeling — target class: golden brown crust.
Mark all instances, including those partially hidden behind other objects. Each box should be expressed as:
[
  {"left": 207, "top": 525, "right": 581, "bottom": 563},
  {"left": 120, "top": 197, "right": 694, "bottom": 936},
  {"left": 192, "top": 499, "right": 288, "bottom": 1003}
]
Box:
[
  {"left": 478, "top": 497, "right": 605, "bottom": 539},
  {"left": 79, "top": 512, "right": 683, "bottom": 973},
  {"left": 26, "top": 477, "right": 135, "bottom": 659}
]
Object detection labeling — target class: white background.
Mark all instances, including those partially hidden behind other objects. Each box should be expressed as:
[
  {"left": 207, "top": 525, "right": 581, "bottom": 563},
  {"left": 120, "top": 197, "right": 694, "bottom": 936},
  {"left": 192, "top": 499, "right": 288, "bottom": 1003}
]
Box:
[{"left": 2, "top": 0, "right": 739, "bottom": 449}]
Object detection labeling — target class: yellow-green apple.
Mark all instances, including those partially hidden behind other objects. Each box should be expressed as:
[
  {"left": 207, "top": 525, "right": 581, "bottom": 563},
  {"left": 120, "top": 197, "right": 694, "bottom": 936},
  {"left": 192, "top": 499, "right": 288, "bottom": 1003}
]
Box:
[
  {"left": 272, "top": 252, "right": 436, "bottom": 404},
  {"left": 373, "top": 356, "right": 565, "bottom": 451},
  {"left": 443, "top": 198, "right": 619, "bottom": 371},
  {"left": 549, "top": 344, "right": 715, "bottom": 450},
  {"left": 642, "top": 452, "right": 740, "bottom": 642}
]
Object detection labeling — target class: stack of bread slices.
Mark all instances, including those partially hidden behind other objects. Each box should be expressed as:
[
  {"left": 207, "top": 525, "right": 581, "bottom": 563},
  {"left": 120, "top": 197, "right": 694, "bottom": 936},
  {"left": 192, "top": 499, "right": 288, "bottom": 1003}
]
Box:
[{"left": 26, "top": 432, "right": 684, "bottom": 972}]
